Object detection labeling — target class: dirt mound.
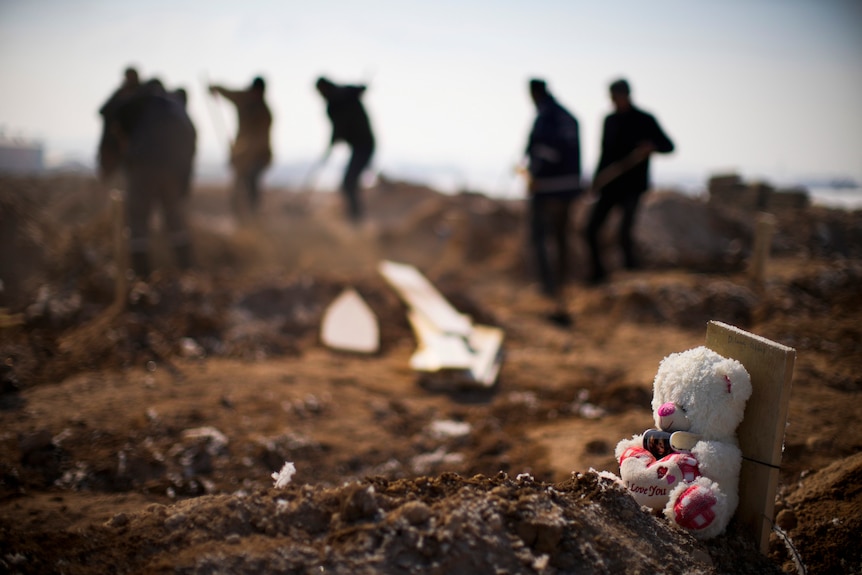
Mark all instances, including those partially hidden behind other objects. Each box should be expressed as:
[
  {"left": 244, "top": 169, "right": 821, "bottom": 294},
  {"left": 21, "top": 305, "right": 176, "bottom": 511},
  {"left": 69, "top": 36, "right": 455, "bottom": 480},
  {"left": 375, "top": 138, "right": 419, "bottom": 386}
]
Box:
[
  {"left": 636, "top": 192, "right": 749, "bottom": 271},
  {"left": 0, "top": 471, "right": 779, "bottom": 575},
  {"left": 635, "top": 190, "right": 862, "bottom": 270},
  {"left": 1, "top": 175, "right": 861, "bottom": 574},
  {"left": 772, "top": 452, "right": 862, "bottom": 575}
]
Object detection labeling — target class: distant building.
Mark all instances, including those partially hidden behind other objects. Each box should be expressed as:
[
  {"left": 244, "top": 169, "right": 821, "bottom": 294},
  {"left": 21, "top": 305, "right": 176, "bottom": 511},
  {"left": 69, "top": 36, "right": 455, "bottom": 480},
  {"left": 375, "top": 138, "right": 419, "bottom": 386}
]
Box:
[{"left": 0, "top": 137, "right": 44, "bottom": 174}]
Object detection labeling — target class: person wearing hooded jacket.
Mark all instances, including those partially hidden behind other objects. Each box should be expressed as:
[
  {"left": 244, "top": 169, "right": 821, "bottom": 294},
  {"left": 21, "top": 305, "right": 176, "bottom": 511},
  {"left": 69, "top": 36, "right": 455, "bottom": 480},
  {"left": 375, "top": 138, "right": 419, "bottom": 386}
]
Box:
[{"left": 524, "top": 78, "right": 582, "bottom": 323}]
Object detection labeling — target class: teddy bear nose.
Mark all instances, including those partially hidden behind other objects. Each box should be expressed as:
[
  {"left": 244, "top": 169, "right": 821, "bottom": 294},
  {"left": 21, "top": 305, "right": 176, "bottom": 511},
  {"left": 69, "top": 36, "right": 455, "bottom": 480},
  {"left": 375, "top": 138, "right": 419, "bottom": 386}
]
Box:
[{"left": 658, "top": 402, "right": 677, "bottom": 417}]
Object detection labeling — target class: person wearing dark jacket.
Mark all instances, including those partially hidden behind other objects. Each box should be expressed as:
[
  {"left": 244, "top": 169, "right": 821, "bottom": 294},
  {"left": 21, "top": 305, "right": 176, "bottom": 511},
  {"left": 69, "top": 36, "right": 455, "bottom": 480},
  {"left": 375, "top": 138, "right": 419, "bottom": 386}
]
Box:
[
  {"left": 106, "top": 79, "right": 197, "bottom": 277},
  {"left": 97, "top": 66, "right": 140, "bottom": 179},
  {"left": 315, "top": 76, "right": 375, "bottom": 222},
  {"left": 525, "top": 78, "right": 582, "bottom": 324},
  {"left": 585, "top": 78, "right": 674, "bottom": 283},
  {"left": 99, "top": 66, "right": 140, "bottom": 116}
]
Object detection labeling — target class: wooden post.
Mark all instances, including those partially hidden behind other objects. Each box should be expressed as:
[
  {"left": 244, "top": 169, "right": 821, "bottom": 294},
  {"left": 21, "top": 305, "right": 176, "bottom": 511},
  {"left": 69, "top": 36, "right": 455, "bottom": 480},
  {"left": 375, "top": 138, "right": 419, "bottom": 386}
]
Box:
[
  {"left": 748, "top": 212, "right": 776, "bottom": 286},
  {"left": 705, "top": 320, "right": 795, "bottom": 553},
  {"left": 57, "top": 190, "right": 130, "bottom": 356},
  {"left": 111, "top": 190, "right": 128, "bottom": 312}
]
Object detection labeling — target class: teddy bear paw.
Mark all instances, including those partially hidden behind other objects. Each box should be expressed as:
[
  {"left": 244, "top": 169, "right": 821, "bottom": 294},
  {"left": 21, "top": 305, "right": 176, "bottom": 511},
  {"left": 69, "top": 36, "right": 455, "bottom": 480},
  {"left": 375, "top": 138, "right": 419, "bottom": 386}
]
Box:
[
  {"left": 673, "top": 483, "right": 717, "bottom": 531},
  {"left": 662, "top": 453, "right": 700, "bottom": 483},
  {"left": 619, "top": 446, "right": 654, "bottom": 466}
]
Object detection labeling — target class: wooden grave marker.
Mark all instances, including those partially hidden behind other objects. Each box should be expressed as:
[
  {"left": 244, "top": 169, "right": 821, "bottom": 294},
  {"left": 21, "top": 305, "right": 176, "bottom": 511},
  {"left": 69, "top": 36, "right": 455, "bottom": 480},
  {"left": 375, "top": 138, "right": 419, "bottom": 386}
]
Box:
[
  {"left": 748, "top": 212, "right": 776, "bottom": 287},
  {"left": 705, "top": 320, "right": 796, "bottom": 553}
]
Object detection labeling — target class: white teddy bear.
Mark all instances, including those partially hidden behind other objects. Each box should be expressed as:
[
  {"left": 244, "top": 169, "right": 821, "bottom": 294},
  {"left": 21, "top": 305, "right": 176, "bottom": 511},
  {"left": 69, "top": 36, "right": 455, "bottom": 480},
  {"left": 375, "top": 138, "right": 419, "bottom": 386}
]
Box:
[{"left": 614, "top": 346, "right": 752, "bottom": 539}]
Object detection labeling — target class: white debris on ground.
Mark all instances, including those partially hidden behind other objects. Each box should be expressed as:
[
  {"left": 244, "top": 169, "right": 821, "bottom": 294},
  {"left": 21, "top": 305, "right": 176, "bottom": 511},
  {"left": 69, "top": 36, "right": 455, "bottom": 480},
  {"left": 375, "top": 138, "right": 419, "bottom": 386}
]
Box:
[
  {"left": 590, "top": 469, "right": 628, "bottom": 493},
  {"left": 571, "top": 389, "right": 607, "bottom": 419},
  {"left": 410, "top": 447, "right": 465, "bottom": 474},
  {"left": 505, "top": 391, "right": 541, "bottom": 414},
  {"left": 577, "top": 403, "right": 607, "bottom": 419},
  {"left": 179, "top": 337, "right": 206, "bottom": 359},
  {"left": 181, "top": 427, "right": 229, "bottom": 449},
  {"left": 428, "top": 419, "right": 472, "bottom": 439},
  {"left": 271, "top": 461, "right": 296, "bottom": 488}
]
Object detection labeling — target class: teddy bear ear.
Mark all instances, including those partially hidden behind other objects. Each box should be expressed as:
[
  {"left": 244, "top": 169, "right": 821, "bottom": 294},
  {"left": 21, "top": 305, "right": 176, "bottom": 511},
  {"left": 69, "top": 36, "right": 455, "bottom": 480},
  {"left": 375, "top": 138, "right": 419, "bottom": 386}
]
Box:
[{"left": 722, "top": 361, "right": 753, "bottom": 400}]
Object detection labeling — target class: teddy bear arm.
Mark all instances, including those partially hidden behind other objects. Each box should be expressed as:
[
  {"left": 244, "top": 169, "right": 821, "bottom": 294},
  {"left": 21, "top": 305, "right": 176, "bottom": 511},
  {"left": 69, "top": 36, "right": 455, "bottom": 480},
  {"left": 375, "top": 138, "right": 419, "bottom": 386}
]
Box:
[
  {"left": 615, "top": 434, "right": 646, "bottom": 461},
  {"left": 690, "top": 440, "right": 742, "bottom": 486}
]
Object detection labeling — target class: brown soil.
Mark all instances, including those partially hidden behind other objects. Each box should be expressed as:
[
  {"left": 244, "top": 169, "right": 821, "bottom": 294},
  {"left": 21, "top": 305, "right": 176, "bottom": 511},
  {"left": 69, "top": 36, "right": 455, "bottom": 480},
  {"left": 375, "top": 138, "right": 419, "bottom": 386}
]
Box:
[{"left": 1, "top": 174, "right": 860, "bottom": 574}]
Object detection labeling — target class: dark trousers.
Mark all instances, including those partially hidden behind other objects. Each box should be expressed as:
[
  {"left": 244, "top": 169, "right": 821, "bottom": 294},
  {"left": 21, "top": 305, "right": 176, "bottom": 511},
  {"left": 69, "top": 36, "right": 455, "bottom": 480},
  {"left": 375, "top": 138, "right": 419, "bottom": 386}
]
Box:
[
  {"left": 342, "top": 142, "right": 374, "bottom": 222},
  {"left": 232, "top": 163, "right": 267, "bottom": 218},
  {"left": 529, "top": 194, "right": 573, "bottom": 297},
  {"left": 126, "top": 165, "right": 192, "bottom": 277},
  {"left": 585, "top": 190, "right": 643, "bottom": 280}
]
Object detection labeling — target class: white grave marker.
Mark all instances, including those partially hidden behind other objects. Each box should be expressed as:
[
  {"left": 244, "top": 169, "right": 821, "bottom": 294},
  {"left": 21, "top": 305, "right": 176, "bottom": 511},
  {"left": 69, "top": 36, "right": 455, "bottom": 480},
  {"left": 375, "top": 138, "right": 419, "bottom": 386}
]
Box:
[
  {"left": 379, "top": 260, "right": 504, "bottom": 387},
  {"left": 320, "top": 288, "right": 380, "bottom": 354}
]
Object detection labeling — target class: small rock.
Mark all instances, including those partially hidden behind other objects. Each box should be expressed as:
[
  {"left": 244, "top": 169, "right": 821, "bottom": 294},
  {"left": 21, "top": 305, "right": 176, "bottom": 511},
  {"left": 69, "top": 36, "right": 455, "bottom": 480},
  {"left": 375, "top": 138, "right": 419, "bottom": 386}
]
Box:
[
  {"left": 775, "top": 508, "right": 798, "bottom": 531},
  {"left": 400, "top": 500, "right": 431, "bottom": 525},
  {"left": 341, "top": 484, "right": 378, "bottom": 522},
  {"left": 692, "top": 548, "right": 713, "bottom": 566},
  {"left": 226, "top": 533, "right": 241, "bottom": 545},
  {"left": 18, "top": 429, "right": 54, "bottom": 463},
  {"left": 805, "top": 435, "right": 829, "bottom": 451},
  {"left": 107, "top": 512, "right": 129, "bottom": 528},
  {"left": 164, "top": 512, "right": 187, "bottom": 531},
  {"left": 145, "top": 503, "right": 167, "bottom": 517},
  {"left": 585, "top": 439, "right": 610, "bottom": 455}
]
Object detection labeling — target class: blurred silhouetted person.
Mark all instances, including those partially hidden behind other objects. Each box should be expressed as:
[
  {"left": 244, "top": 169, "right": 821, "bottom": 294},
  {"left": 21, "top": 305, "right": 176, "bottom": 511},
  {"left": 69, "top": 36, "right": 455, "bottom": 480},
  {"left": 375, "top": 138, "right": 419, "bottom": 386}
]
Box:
[
  {"left": 99, "top": 66, "right": 140, "bottom": 114},
  {"left": 98, "top": 66, "right": 140, "bottom": 179},
  {"left": 585, "top": 78, "right": 674, "bottom": 284},
  {"left": 524, "top": 78, "right": 582, "bottom": 324},
  {"left": 209, "top": 76, "right": 273, "bottom": 218},
  {"left": 172, "top": 87, "right": 188, "bottom": 108},
  {"left": 315, "top": 76, "right": 375, "bottom": 223},
  {"left": 99, "top": 76, "right": 197, "bottom": 277}
]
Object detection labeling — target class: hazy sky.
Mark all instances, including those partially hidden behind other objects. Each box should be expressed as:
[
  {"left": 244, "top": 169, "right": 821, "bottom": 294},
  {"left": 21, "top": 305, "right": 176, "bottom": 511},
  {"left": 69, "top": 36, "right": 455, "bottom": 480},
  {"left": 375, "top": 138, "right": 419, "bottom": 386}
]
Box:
[{"left": 1, "top": 0, "right": 860, "bottom": 192}]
